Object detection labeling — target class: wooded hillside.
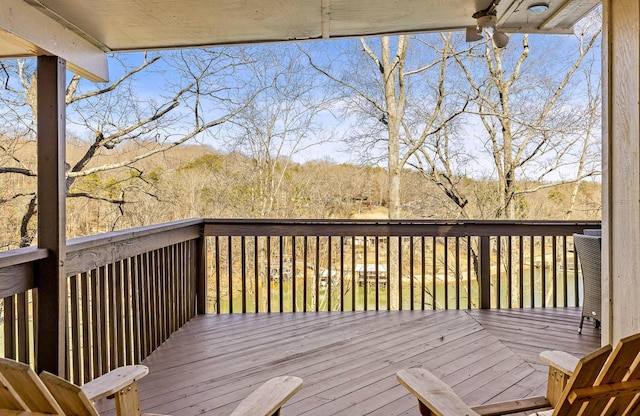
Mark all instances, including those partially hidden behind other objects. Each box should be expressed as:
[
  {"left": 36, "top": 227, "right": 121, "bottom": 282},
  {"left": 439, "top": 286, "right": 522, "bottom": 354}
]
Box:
[{"left": 0, "top": 138, "right": 601, "bottom": 250}]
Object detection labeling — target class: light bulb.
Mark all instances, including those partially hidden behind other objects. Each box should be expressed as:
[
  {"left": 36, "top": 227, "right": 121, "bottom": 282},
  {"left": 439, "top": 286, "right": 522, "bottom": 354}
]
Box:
[
  {"left": 528, "top": 4, "right": 549, "bottom": 13},
  {"left": 492, "top": 30, "right": 510, "bottom": 48}
]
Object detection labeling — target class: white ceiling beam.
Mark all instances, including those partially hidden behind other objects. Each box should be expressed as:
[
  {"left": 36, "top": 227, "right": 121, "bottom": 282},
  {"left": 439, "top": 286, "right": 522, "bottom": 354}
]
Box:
[
  {"left": 322, "top": 0, "right": 331, "bottom": 39},
  {"left": 539, "top": 0, "right": 597, "bottom": 31},
  {"left": 0, "top": 0, "right": 108, "bottom": 82}
]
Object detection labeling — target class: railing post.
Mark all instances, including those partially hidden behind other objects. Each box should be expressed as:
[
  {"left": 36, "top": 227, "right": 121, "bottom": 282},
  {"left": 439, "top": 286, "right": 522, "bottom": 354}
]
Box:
[
  {"left": 479, "top": 236, "right": 491, "bottom": 309},
  {"left": 36, "top": 56, "right": 67, "bottom": 375},
  {"left": 196, "top": 231, "right": 207, "bottom": 315}
]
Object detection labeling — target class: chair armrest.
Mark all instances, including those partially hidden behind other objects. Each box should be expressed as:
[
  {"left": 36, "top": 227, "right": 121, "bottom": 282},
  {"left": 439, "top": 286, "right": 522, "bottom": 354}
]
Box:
[
  {"left": 539, "top": 351, "right": 580, "bottom": 407},
  {"left": 229, "top": 376, "right": 303, "bottom": 416},
  {"left": 396, "top": 368, "right": 480, "bottom": 416},
  {"left": 81, "top": 365, "right": 149, "bottom": 402},
  {"left": 470, "top": 396, "right": 550, "bottom": 416},
  {"left": 539, "top": 351, "right": 580, "bottom": 376}
]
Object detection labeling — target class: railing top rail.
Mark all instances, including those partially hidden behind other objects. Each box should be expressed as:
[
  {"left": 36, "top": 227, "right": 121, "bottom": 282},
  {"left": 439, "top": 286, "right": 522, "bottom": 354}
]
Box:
[
  {"left": 65, "top": 218, "right": 204, "bottom": 276},
  {"left": 0, "top": 217, "right": 602, "bottom": 295},
  {"left": 203, "top": 218, "right": 601, "bottom": 237},
  {"left": 67, "top": 218, "right": 204, "bottom": 253},
  {"left": 0, "top": 246, "right": 48, "bottom": 269},
  {"left": 0, "top": 246, "right": 47, "bottom": 298}
]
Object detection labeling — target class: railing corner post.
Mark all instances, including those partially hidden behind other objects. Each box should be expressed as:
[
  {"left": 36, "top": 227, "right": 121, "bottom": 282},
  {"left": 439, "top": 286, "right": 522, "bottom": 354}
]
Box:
[
  {"left": 196, "top": 231, "right": 207, "bottom": 315},
  {"left": 479, "top": 236, "right": 491, "bottom": 309}
]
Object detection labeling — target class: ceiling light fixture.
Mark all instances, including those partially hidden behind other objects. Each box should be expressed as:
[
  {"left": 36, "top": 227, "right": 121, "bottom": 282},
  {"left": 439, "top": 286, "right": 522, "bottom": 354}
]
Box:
[
  {"left": 492, "top": 30, "right": 510, "bottom": 48},
  {"left": 465, "top": 0, "right": 510, "bottom": 49},
  {"left": 465, "top": 27, "right": 484, "bottom": 42},
  {"left": 528, "top": 3, "right": 550, "bottom": 14}
]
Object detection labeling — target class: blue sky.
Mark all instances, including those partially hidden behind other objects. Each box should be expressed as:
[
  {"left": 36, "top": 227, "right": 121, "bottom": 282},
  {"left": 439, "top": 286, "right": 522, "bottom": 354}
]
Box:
[{"left": 62, "top": 23, "right": 601, "bottom": 183}]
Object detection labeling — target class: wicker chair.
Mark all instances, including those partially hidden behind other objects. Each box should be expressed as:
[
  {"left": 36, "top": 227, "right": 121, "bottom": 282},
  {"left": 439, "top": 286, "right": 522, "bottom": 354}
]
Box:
[
  {"left": 583, "top": 228, "right": 602, "bottom": 236},
  {"left": 573, "top": 233, "right": 602, "bottom": 334}
]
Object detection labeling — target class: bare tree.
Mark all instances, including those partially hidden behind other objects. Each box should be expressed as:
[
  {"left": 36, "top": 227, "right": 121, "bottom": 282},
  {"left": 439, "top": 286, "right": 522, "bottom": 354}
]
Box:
[
  {"left": 0, "top": 49, "right": 259, "bottom": 247},
  {"left": 564, "top": 15, "right": 603, "bottom": 219},
  {"left": 302, "top": 34, "right": 469, "bottom": 308},
  {"left": 225, "top": 45, "right": 334, "bottom": 218},
  {"left": 452, "top": 25, "right": 601, "bottom": 219},
  {"left": 303, "top": 35, "right": 468, "bottom": 219}
]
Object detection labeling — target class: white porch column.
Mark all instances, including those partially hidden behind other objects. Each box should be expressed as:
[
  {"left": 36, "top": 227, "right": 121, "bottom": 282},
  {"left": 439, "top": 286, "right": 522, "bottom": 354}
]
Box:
[{"left": 602, "top": 0, "right": 640, "bottom": 345}]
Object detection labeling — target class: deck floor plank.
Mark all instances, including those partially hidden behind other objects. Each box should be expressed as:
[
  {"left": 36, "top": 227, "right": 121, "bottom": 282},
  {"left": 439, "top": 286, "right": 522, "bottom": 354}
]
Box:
[{"left": 96, "top": 307, "right": 599, "bottom": 415}]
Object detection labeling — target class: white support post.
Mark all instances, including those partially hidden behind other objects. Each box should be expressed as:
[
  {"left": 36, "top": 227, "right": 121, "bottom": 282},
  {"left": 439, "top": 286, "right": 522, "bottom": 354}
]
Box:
[{"left": 602, "top": 0, "right": 640, "bottom": 346}]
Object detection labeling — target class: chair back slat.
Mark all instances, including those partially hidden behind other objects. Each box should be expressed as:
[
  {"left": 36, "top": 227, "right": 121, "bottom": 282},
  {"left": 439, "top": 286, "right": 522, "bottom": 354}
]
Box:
[
  {"left": 40, "top": 371, "right": 99, "bottom": 416},
  {"left": 619, "top": 396, "right": 640, "bottom": 414},
  {"left": 585, "top": 334, "right": 640, "bottom": 414},
  {"left": 0, "top": 372, "right": 29, "bottom": 411},
  {"left": 553, "top": 334, "right": 640, "bottom": 415},
  {"left": 0, "top": 358, "right": 64, "bottom": 415},
  {"left": 553, "top": 344, "right": 612, "bottom": 416}
]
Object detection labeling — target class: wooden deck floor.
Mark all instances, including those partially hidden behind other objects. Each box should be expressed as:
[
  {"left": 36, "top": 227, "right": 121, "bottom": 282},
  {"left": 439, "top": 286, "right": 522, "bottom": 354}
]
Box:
[{"left": 100, "top": 308, "right": 600, "bottom": 416}]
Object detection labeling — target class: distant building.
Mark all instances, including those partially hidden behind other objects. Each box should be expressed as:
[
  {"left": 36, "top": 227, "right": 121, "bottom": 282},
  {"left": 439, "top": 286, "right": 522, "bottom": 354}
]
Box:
[{"left": 355, "top": 263, "right": 387, "bottom": 286}]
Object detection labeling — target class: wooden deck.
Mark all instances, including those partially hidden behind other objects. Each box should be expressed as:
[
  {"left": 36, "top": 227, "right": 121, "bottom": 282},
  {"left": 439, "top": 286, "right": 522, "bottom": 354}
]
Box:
[{"left": 98, "top": 308, "right": 600, "bottom": 416}]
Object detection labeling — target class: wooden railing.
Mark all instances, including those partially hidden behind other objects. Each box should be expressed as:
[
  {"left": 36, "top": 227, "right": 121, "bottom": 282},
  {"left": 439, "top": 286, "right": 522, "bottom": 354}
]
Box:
[
  {"left": 0, "top": 218, "right": 599, "bottom": 384},
  {"left": 0, "top": 246, "right": 48, "bottom": 365},
  {"left": 203, "top": 219, "right": 601, "bottom": 313},
  {"left": 63, "top": 219, "right": 206, "bottom": 384},
  {"left": 0, "top": 219, "right": 205, "bottom": 384}
]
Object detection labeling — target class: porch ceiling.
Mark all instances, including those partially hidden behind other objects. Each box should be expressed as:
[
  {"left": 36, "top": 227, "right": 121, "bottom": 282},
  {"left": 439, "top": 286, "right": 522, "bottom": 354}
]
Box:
[{"left": 1, "top": 0, "right": 599, "bottom": 81}]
